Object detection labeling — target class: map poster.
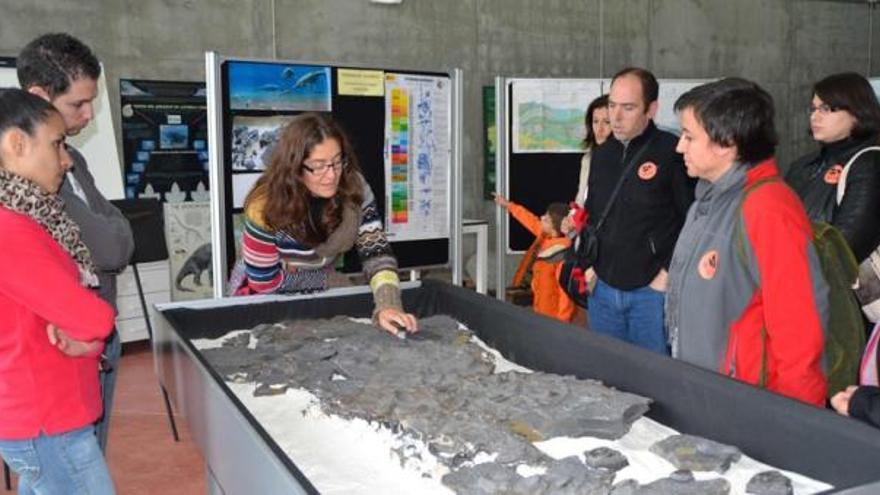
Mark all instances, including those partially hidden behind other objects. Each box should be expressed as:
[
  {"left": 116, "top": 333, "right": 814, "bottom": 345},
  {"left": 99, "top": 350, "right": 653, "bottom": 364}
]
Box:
[
  {"left": 383, "top": 73, "right": 451, "bottom": 242},
  {"left": 511, "top": 79, "right": 603, "bottom": 153}
]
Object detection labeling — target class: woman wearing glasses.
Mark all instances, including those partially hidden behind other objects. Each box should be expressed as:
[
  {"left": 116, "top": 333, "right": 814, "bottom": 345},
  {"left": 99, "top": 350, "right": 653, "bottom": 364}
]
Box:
[
  {"left": 786, "top": 73, "right": 880, "bottom": 425},
  {"left": 785, "top": 72, "right": 880, "bottom": 264},
  {"left": 232, "top": 112, "right": 418, "bottom": 335}
]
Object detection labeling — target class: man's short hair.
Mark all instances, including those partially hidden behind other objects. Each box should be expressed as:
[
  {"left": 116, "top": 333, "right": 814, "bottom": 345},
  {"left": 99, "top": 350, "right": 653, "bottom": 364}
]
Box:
[
  {"left": 17, "top": 33, "right": 101, "bottom": 98},
  {"left": 611, "top": 67, "right": 659, "bottom": 107},
  {"left": 674, "top": 78, "right": 778, "bottom": 164}
]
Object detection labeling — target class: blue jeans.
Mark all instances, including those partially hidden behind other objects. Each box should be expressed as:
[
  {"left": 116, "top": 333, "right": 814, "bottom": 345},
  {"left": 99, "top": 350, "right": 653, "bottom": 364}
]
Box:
[
  {"left": 588, "top": 278, "right": 669, "bottom": 354},
  {"left": 95, "top": 329, "right": 121, "bottom": 452},
  {"left": 0, "top": 425, "right": 115, "bottom": 494}
]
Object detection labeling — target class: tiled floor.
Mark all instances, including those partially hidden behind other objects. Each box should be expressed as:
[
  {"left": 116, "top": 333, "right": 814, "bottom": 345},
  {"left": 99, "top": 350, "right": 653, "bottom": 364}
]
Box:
[{"left": 3, "top": 341, "right": 207, "bottom": 494}]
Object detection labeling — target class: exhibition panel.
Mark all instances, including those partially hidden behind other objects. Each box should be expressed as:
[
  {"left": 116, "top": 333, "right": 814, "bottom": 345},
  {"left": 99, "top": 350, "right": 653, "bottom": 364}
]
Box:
[{"left": 205, "top": 53, "right": 464, "bottom": 297}]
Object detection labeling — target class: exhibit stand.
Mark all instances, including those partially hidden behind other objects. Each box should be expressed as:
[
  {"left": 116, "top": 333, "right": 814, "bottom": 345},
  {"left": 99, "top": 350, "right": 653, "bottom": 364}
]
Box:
[{"left": 205, "top": 52, "right": 463, "bottom": 298}]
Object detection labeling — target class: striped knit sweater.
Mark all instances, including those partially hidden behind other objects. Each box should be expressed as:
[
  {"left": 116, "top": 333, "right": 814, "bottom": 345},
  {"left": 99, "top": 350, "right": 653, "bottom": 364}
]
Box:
[{"left": 240, "top": 175, "right": 402, "bottom": 312}]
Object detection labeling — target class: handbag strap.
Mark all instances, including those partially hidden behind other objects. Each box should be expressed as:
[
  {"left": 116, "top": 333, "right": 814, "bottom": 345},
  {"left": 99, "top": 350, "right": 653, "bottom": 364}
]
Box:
[
  {"left": 594, "top": 133, "right": 659, "bottom": 231},
  {"left": 837, "top": 145, "right": 880, "bottom": 205}
]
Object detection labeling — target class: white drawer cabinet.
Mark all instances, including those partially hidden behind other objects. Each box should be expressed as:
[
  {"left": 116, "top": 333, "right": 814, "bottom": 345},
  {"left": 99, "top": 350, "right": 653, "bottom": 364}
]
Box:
[{"left": 115, "top": 261, "right": 171, "bottom": 343}]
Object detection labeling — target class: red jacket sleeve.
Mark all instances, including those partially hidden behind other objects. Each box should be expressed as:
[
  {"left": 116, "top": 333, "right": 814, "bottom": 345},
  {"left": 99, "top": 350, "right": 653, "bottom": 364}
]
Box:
[
  {"left": 0, "top": 214, "right": 114, "bottom": 341},
  {"left": 744, "top": 185, "right": 827, "bottom": 406}
]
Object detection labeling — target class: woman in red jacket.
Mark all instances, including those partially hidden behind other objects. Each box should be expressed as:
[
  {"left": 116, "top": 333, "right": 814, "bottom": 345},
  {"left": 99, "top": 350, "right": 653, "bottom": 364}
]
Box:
[{"left": 0, "top": 89, "right": 116, "bottom": 494}]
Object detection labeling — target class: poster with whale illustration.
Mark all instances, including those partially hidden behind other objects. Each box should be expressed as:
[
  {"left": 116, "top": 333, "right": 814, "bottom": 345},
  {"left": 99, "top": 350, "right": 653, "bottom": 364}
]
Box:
[{"left": 228, "top": 61, "right": 331, "bottom": 112}]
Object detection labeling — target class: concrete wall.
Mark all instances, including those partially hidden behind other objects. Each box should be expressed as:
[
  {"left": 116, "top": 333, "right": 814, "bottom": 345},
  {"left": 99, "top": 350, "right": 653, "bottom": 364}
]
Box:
[{"left": 1, "top": 0, "right": 877, "bottom": 284}]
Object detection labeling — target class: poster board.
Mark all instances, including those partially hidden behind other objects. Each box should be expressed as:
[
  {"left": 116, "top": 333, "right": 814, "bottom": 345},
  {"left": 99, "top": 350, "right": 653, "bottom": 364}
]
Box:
[
  {"left": 0, "top": 57, "right": 124, "bottom": 199},
  {"left": 483, "top": 86, "right": 496, "bottom": 200},
  {"left": 0, "top": 57, "right": 16, "bottom": 86},
  {"left": 165, "top": 201, "right": 214, "bottom": 301},
  {"left": 119, "top": 79, "right": 209, "bottom": 203},
  {"left": 654, "top": 79, "right": 715, "bottom": 135},
  {"left": 504, "top": 78, "right": 604, "bottom": 252},
  {"left": 208, "top": 54, "right": 459, "bottom": 295},
  {"left": 870, "top": 77, "right": 880, "bottom": 101},
  {"left": 502, "top": 77, "right": 713, "bottom": 252}
]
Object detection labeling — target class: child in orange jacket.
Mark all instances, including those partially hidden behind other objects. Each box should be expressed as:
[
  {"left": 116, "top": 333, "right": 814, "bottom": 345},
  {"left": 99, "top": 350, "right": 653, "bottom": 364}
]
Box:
[{"left": 494, "top": 193, "right": 575, "bottom": 322}]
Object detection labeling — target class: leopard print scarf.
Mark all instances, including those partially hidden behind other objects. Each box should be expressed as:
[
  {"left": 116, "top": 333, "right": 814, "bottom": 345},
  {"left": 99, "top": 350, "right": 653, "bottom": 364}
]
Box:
[{"left": 0, "top": 167, "right": 98, "bottom": 287}]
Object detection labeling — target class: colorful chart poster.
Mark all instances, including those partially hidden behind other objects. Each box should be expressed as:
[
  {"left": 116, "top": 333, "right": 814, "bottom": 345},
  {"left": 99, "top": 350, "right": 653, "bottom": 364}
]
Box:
[
  {"left": 228, "top": 62, "right": 331, "bottom": 111},
  {"left": 383, "top": 73, "right": 450, "bottom": 242},
  {"left": 512, "top": 79, "right": 603, "bottom": 153}
]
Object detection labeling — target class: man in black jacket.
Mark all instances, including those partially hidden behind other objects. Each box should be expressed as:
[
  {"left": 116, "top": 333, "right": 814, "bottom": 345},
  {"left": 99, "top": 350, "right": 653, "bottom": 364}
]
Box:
[{"left": 584, "top": 68, "right": 694, "bottom": 354}]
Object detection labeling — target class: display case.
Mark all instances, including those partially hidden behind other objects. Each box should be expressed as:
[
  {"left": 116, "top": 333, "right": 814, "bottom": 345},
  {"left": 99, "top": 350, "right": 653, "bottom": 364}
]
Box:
[{"left": 152, "top": 280, "right": 880, "bottom": 494}]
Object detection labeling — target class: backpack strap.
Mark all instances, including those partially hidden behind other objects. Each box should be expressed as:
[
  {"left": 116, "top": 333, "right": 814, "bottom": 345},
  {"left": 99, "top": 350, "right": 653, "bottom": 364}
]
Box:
[
  {"left": 837, "top": 145, "right": 880, "bottom": 205},
  {"left": 732, "top": 176, "right": 781, "bottom": 284},
  {"left": 731, "top": 176, "right": 781, "bottom": 388}
]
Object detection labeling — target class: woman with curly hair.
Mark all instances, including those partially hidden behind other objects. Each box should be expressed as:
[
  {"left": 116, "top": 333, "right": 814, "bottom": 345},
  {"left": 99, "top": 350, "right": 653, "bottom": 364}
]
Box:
[{"left": 231, "top": 112, "right": 418, "bottom": 335}]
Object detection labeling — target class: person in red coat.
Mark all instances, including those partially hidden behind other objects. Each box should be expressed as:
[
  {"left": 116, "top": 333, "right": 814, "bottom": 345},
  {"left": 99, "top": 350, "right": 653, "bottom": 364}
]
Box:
[{"left": 0, "top": 89, "right": 116, "bottom": 493}]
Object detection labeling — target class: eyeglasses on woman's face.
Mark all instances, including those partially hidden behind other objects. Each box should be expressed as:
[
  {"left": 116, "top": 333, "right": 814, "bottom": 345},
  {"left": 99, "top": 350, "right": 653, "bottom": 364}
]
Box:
[
  {"left": 809, "top": 103, "right": 841, "bottom": 115},
  {"left": 302, "top": 155, "right": 347, "bottom": 177}
]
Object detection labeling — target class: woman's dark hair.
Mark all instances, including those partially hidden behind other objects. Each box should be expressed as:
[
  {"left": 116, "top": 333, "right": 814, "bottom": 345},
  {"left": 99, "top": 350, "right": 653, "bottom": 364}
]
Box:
[
  {"left": 813, "top": 72, "right": 880, "bottom": 139},
  {"left": 17, "top": 33, "right": 101, "bottom": 98},
  {"left": 674, "top": 77, "right": 778, "bottom": 164},
  {"left": 244, "top": 112, "right": 363, "bottom": 245},
  {"left": 582, "top": 94, "right": 609, "bottom": 149},
  {"left": 0, "top": 87, "right": 60, "bottom": 139}
]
